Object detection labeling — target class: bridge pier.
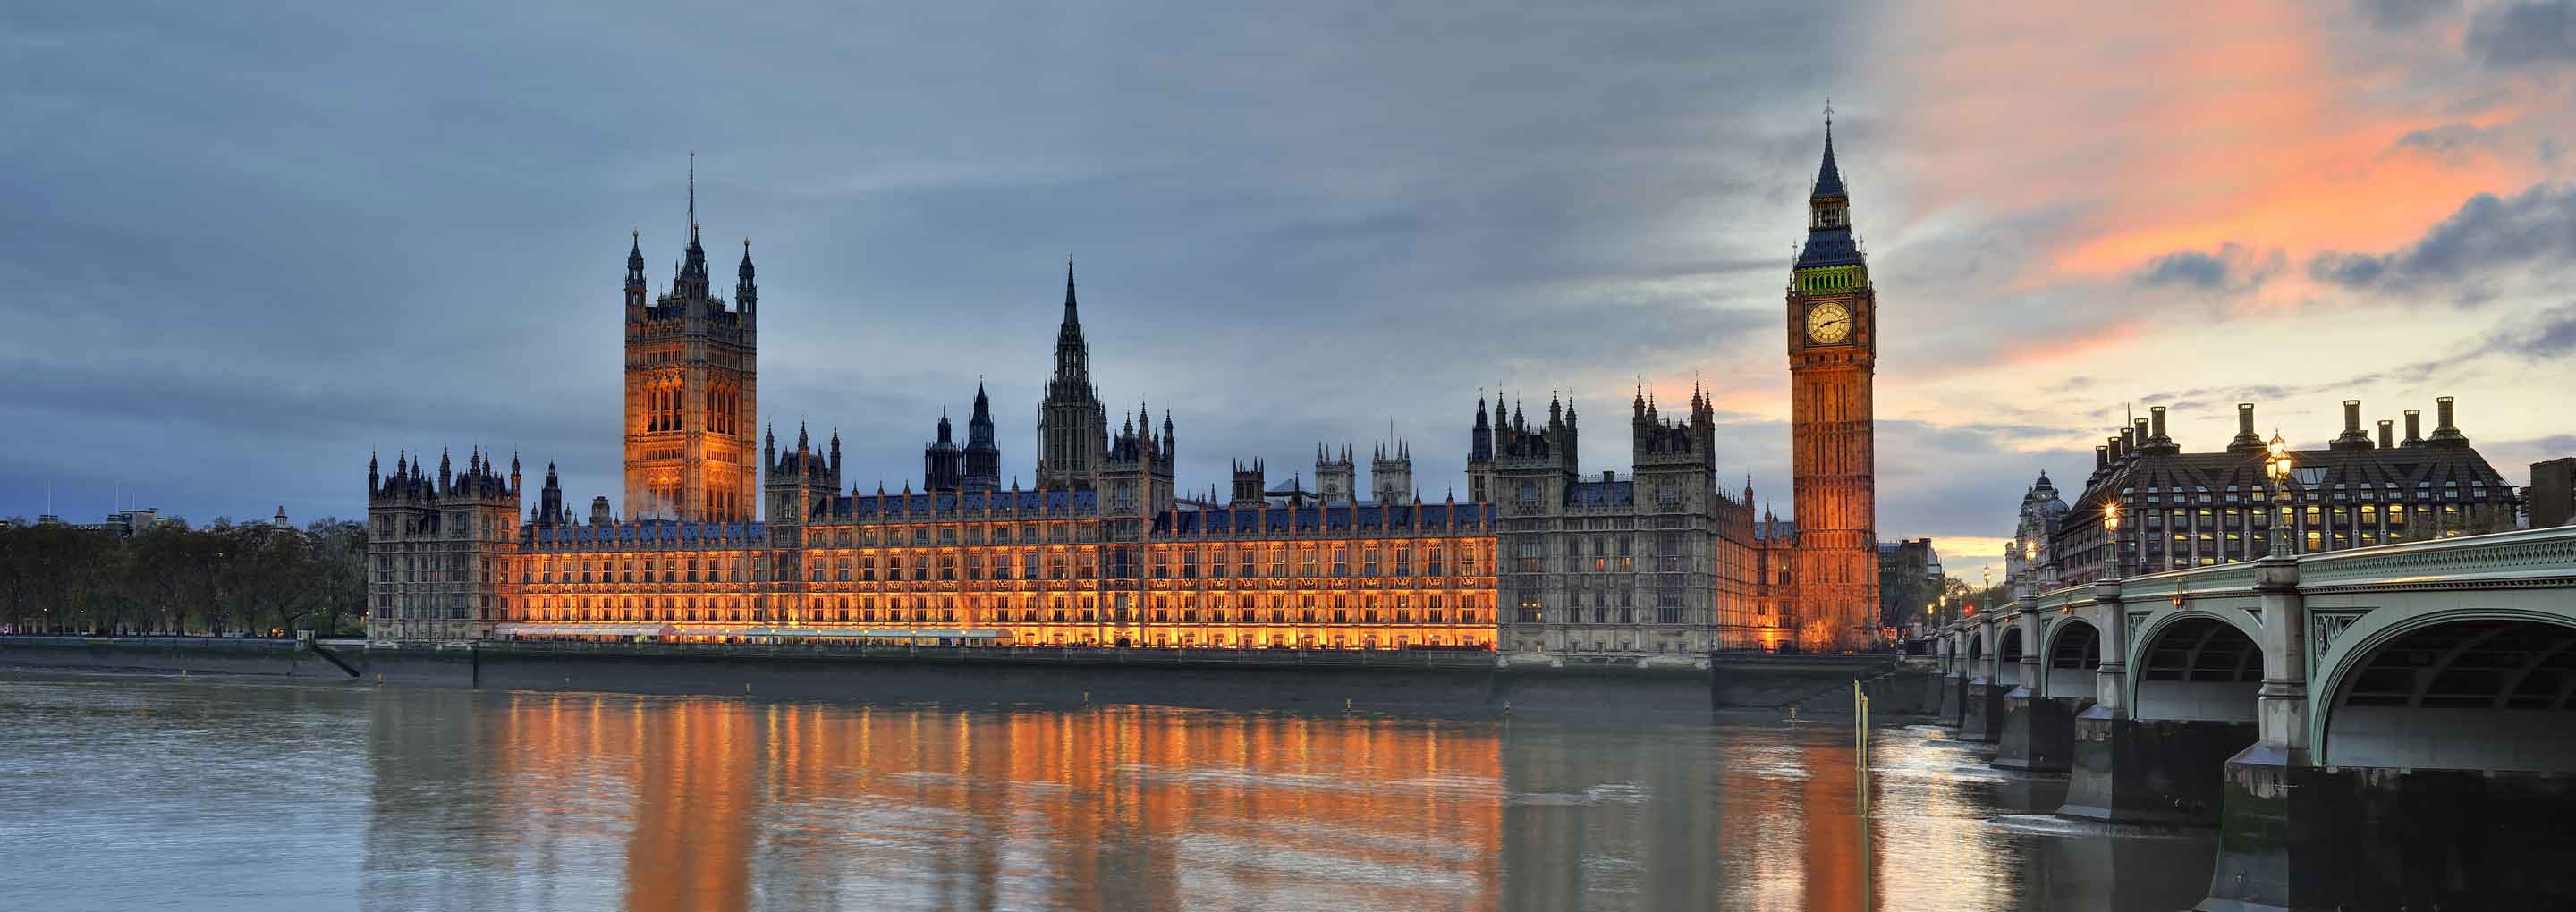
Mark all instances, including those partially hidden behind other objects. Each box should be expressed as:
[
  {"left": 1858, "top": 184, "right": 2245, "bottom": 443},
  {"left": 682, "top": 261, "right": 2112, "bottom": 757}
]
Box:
[
  {"left": 1958, "top": 614, "right": 2004, "bottom": 742},
  {"left": 2058, "top": 710, "right": 2251, "bottom": 825},
  {"left": 1936, "top": 668, "right": 1965, "bottom": 727},
  {"left": 1995, "top": 599, "right": 2074, "bottom": 771},
  {"left": 2196, "top": 757, "right": 2576, "bottom": 911},
  {"left": 1995, "top": 690, "right": 2078, "bottom": 772}
]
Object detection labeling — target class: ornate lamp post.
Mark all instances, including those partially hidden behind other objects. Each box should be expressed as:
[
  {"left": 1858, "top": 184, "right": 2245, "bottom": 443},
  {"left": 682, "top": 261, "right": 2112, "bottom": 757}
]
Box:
[
  {"left": 2101, "top": 500, "right": 2123, "bottom": 578},
  {"left": 2266, "top": 430, "right": 2296, "bottom": 557}
]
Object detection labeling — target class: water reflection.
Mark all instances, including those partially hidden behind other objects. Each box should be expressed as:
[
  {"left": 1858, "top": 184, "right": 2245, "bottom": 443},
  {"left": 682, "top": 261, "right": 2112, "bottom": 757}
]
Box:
[{"left": 0, "top": 678, "right": 2216, "bottom": 912}]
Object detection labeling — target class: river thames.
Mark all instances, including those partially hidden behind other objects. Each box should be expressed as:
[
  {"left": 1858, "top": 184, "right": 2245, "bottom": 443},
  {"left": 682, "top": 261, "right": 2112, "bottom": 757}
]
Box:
[{"left": 0, "top": 675, "right": 2214, "bottom": 911}]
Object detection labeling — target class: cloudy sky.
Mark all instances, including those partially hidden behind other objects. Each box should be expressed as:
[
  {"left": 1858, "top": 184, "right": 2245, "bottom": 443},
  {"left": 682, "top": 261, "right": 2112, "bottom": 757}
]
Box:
[{"left": 6, "top": 0, "right": 2574, "bottom": 582}]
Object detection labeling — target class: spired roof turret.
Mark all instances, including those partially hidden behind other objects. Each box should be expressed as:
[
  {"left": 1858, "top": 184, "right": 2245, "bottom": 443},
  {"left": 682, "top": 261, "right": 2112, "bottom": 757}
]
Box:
[{"left": 1795, "top": 108, "right": 1866, "bottom": 272}]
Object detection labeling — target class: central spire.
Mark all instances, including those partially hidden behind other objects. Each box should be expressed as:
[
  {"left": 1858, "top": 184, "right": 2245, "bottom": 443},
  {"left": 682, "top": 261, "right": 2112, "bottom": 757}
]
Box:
[
  {"left": 675, "top": 154, "right": 711, "bottom": 298},
  {"left": 1063, "top": 258, "right": 1080, "bottom": 325},
  {"left": 1813, "top": 100, "right": 1845, "bottom": 199}
]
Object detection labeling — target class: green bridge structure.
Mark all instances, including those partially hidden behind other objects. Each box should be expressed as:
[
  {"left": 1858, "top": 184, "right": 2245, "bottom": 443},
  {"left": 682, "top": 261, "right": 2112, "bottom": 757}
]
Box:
[{"left": 1928, "top": 524, "right": 2576, "bottom": 911}]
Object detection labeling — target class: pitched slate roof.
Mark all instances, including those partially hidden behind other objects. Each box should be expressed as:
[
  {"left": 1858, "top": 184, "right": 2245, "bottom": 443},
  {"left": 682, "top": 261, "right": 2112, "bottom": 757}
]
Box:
[{"left": 2062, "top": 443, "right": 2511, "bottom": 527}]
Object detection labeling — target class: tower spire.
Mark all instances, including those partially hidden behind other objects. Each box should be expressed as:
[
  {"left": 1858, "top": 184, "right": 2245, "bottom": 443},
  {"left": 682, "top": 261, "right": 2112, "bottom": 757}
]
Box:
[
  {"left": 1063, "top": 258, "right": 1079, "bottom": 324},
  {"left": 1812, "top": 101, "right": 1845, "bottom": 199}
]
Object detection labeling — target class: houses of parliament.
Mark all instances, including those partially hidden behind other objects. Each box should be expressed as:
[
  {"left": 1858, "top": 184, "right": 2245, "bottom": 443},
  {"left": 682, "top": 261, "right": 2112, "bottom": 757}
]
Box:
[{"left": 366, "top": 124, "right": 1882, "bottom": 654}]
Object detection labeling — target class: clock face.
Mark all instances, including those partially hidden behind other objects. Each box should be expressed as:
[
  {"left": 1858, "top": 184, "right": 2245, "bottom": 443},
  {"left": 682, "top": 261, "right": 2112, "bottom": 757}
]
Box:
[{"left": 1805, "top": 302, "right": 1852, "bottom": 344}]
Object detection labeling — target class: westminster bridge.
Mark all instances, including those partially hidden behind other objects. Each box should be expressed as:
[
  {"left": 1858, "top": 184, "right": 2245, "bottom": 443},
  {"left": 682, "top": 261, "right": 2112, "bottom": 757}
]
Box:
[{"left": 1928, "top": 523, "right": 2576, "bottom": 911}]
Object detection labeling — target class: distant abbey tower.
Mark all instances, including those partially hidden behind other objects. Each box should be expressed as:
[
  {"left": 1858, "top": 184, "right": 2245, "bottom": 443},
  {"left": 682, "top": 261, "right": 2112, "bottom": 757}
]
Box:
[{"left": 623, "top": 165, "right": 758, "bottom": 521}]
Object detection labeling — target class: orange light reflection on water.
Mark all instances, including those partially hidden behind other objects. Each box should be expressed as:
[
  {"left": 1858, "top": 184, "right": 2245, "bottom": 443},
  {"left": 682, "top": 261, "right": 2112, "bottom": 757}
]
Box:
[{"left": 435, "top": 693, "right": 2190, "bottom": 911}]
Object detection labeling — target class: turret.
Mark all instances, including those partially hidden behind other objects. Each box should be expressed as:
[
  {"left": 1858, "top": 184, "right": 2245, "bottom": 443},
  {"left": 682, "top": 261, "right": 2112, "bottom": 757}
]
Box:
[
  {"left": 925, "top": 409, "right": 963, "bottom": 494},
  {"left": 538, "top": 461, "right": 564, "bottom": 525},
  {"left": 735, "top": 238, "right": 757, "bottom": 322},
  {"left": 1316, "top": 441, "right": 1357, "bottom": 502},
  {"left": 1231, "top": 459, "right": 1267, "bottom": 508},
  {"left": 963, "top": 383, "right": 1000, "bottom": 493},
  {"left": 1370, "top": 436, "right": 1414, "bottom": 505},
  {"left": 625, "top": 230, "right": 648, "bottom": 312}
]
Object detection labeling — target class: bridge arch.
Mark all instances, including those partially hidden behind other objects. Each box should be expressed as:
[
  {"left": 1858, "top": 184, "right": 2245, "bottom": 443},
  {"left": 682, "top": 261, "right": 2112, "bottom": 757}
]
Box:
[
  {"left": 2314, "top": 612, "right": 2576, "bottom": 772},
  {"left": 1966, "top": 630, "right": 1985, "bottom": 679},
  {"left": 1997, "top": 626, "right": 2026, "bottom": 687},
  {"left": 2043, "top": 618, "right": 2101, "bottom": 700},
  {"left": 2128, "top": 612, "right": 2262, "bottom": 722}
]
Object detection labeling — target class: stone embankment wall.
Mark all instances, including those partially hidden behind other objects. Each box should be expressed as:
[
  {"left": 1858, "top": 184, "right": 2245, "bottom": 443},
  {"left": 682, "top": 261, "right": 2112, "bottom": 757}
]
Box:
[{"left": 2, "top": 637, "right": 1910, "bottom": 717}]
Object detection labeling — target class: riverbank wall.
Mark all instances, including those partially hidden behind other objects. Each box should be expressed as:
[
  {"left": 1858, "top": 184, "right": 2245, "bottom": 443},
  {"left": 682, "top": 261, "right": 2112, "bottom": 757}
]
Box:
[{"left": 0, "top": 636, "right": 1925, "bottom": 717}]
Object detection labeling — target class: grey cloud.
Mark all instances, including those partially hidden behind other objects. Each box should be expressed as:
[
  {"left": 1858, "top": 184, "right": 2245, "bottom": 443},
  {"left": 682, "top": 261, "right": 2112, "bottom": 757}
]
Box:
[
  {"left": 2357, "top": 0, "right": 2461, "bottom": 30},
  {"left": 2307, "top": 184, "right": 2576, "bottom": 304},
  {"left": 2133, "top": 242, "right": 2285, "bottom": 293},
  {"left": 2388, "top": 122, "right": 2483, "bottom": 161},
  {"left": 2466, "top": 300, "right": 2576, "bottom": 359},
  {"left": 2468, "top": 1, "right": 2576, "bottom": 66},
  {"left": 2138, "top": 251, "right": 2231, "bottom": 289}
]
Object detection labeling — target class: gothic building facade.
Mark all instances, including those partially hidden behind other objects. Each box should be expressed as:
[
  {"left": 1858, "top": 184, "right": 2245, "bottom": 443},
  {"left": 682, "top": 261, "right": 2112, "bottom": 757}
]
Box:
[
  {"left": 367, "top": 126, "right": 1884, "bottom": 654},
  {"left": 1465, "top": 387, "right": 1768, "bottom": 654},
  {"left": 369, "top": 204, "right": 1496, "bottom": 647}
]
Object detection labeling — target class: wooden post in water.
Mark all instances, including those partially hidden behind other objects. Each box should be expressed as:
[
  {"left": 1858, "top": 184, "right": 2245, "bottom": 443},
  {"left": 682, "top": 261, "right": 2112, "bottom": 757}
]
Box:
[{"left": 1855, "top": 681, "right": 1871, "bottom": 909}]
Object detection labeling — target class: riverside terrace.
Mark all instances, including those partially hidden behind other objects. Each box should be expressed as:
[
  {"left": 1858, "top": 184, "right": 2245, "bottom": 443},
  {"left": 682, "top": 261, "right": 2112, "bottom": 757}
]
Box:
[{"left": 1928, "top": 524, "right": 2576, "bottom": 911}]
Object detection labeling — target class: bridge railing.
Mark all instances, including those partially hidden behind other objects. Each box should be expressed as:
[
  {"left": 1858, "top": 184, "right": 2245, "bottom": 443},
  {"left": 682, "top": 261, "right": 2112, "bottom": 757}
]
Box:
[{"left": 2293, "top": 524, "right": 2576, "bottom": 589}]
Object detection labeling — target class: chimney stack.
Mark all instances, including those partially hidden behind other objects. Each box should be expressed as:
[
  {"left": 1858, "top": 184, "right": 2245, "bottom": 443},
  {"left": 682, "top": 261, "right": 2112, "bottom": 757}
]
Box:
[
  {"left": 2430, "top": 396, "right": 2469, "bottom": 446},
  {"left": 2149, "top": 406, "right": 2168, "bottom": 443},
  {"left": 2377, "top": 419, "right": 2394, "bottom": 450},
  {"left": 2227, "top": 402, "right": 2265, "bottom": 453},
  {"left": 2096, "top": 445, "right": 2110, "bottom": 469},
  {"left": 2332, "top": 399, "right": 2373, "bottom": 450},
  {"left": 2117, "top": 426, "right": 2135, "bottom": 460},
  {"left": 2403, "top": 410, "right": 2423, "bottom": 446}
]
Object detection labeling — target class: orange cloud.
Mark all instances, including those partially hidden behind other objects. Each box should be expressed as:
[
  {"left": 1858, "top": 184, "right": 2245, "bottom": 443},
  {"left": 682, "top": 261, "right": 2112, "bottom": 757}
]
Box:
[{"left": 1871, "top": 1, "right": 2532, "bottom": 289}]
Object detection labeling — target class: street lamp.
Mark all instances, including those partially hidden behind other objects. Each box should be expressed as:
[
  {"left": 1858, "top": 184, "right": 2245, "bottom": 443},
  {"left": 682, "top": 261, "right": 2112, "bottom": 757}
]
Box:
[
  {"left": 2265, "top": 430, "right": 2296, "bottom": 557},
  {"left": 2101, "top": 500, "right": 2123, "bottom": 578}
]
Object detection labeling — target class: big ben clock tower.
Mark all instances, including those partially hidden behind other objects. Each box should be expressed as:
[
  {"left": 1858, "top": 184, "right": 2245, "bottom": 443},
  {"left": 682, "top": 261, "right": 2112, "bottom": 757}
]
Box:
[{"left": 1785, "top": 112, "right": 1880, "bottom": 652}]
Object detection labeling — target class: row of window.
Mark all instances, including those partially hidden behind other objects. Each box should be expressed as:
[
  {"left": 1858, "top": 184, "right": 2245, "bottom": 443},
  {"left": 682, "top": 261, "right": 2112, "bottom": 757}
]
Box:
[
  {"left": 1508, "top": 590, "right": 1690, "bottom": 625},
  {"left": 524, "top": 592, "right": 1494, "bottom": 627}
]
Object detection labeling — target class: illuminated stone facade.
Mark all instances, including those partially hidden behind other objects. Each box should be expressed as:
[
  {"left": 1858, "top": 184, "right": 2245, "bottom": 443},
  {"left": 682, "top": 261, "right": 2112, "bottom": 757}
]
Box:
[
  {"left": 1784, "top": 117, "right": 1882, "bottom": 652},
  {"left": 367, "top": 194, "right": 1495, "bottom": 646},
  {"left": 623, "top": 168, "right": 758, "bottom": 523}
]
